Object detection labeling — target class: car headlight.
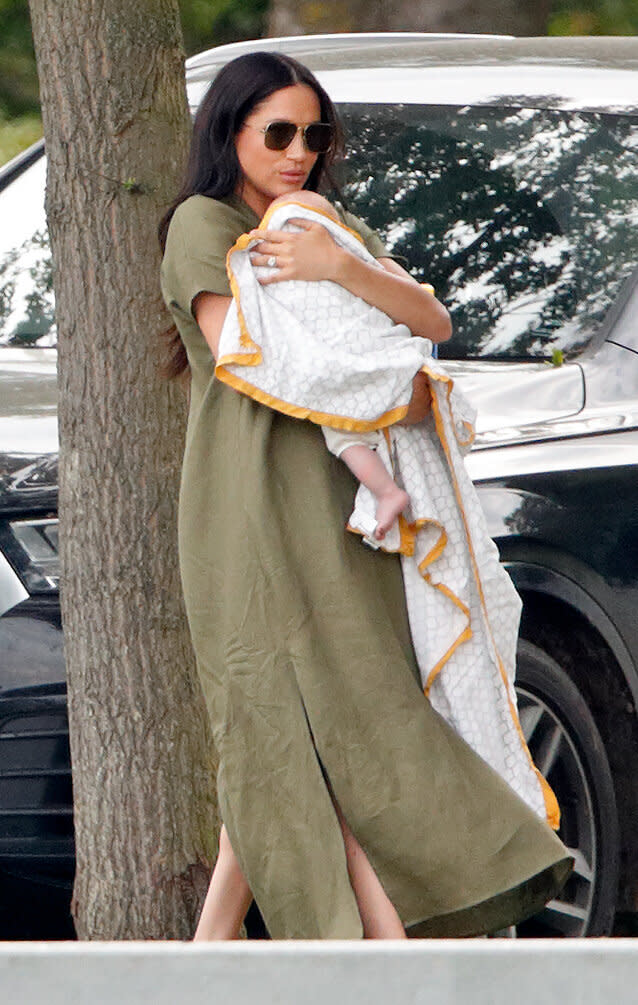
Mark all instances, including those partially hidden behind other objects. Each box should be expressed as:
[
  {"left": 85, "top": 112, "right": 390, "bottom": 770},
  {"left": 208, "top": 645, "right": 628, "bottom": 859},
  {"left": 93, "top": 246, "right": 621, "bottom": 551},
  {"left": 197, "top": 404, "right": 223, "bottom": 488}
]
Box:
[{"left": 7, "top": 517, "right": 59, "bottom": 593}]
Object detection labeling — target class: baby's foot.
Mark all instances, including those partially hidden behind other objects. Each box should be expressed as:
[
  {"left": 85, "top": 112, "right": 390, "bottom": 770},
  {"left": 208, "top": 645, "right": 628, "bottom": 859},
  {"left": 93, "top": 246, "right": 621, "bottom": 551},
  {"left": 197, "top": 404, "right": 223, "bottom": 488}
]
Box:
[{"left": 375, "top": 486, "right": 410, "bottom": 540}]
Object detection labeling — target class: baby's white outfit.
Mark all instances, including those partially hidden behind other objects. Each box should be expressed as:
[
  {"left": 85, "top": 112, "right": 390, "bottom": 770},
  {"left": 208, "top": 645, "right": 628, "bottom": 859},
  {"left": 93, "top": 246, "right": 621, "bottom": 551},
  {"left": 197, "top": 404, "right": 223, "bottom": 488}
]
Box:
[
  {"left": 214, "top": 199, "right": 560, "bottom": 829},
  {"left": 321, "top": 425, "right": 381, "bottom": 459}
]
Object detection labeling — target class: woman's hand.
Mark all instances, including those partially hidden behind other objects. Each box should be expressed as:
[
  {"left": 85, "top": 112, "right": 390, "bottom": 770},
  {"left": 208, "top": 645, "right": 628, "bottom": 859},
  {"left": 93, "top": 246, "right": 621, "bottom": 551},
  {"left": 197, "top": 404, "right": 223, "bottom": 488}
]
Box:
[
  {"left": 249, "top": 219, "right": 339, "bottom": 284},
  {"left": 397, "top": 372, "right": 432, "bottom": 426}
]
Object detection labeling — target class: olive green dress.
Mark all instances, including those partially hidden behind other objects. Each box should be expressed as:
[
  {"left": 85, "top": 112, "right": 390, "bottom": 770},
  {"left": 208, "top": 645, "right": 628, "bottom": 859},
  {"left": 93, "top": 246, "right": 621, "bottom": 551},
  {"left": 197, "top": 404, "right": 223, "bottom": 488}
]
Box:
[{"left": 160, "top": 193, "right": 573, "bottom": 940}]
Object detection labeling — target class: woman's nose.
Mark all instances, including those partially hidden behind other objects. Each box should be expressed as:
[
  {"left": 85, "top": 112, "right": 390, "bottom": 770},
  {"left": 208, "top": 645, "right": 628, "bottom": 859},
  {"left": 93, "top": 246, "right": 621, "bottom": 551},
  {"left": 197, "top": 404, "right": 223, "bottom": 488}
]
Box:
[{"left": 286, "top": 130, "right": 307, "bottom": 160}]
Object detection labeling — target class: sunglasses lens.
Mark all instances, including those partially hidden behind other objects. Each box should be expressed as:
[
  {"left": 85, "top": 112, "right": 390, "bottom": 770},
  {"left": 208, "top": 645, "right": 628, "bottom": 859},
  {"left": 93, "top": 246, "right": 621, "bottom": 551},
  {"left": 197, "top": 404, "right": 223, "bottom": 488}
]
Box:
[
  {"left": 262, "top": 121, "right": 334, "bottom": 153},
  {"left": 264, "top": 122, "right": 297, "bottom": 150},
  {"left": 305, "top": 123, "right": 333, "bottom": 153}
]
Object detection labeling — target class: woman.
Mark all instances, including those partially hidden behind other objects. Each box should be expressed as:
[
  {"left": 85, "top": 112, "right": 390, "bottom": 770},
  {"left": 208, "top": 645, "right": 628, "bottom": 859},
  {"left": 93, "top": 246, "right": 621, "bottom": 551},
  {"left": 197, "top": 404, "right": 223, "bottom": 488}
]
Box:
[{"left": 159, "top": 51, "right": 572, "bottom": 941}]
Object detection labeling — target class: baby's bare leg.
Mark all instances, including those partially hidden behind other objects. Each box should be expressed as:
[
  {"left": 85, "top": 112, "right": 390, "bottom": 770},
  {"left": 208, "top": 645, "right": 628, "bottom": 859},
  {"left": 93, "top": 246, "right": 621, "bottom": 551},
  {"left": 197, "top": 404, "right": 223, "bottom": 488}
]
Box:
[{"left": 340, "top": 443, "right": 409, "bottom": 540}]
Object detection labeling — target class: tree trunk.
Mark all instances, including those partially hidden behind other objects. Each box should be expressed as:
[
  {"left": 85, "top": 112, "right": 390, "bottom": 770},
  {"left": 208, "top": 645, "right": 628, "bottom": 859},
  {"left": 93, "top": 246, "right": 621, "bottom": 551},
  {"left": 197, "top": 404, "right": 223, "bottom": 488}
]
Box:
[
  {"left": 268, "top": 0, "right": 551, "bottom": 37},
  {"left": 28, "top": 0, "right": 219, "bottom": 939}
]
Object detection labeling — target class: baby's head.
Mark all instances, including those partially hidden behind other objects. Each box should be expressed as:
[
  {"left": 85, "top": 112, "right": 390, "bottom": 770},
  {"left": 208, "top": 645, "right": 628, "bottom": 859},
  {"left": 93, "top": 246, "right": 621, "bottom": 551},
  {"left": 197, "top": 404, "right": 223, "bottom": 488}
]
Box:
[{"left": 269, "top": 190, "right": 339, "bottom": 221}]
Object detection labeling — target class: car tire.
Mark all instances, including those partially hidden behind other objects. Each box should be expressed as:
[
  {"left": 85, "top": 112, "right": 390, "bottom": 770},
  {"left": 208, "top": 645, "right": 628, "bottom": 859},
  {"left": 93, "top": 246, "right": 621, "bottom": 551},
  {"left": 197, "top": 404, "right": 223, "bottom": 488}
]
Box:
[{"left": 513, "top": 638, "right": 619, "bottom": 937}]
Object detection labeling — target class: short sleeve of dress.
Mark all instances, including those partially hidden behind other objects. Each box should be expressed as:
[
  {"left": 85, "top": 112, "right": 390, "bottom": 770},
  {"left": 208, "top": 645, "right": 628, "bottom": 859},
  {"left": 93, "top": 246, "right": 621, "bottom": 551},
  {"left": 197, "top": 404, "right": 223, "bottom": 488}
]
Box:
[{"left": 160, "top": 195, "right": 245, "bottom": 316}]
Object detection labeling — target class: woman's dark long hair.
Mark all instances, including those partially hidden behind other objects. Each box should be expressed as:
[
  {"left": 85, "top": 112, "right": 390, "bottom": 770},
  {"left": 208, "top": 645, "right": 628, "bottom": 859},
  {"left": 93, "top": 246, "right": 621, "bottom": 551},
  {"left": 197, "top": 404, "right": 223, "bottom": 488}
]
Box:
[{"left": 158, "top": 52, "right": 345, "bottom": 379}]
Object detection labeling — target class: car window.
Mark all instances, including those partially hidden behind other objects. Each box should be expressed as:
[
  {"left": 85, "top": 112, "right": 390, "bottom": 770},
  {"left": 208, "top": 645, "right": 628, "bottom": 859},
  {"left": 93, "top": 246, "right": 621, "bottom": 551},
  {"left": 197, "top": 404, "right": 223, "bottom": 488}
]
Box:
[
  {"left": 0, "top": 154, "right": 56, "bottom": 349},
  {"left": 337, "top": 103, "right": 638, "bottom": 361}
]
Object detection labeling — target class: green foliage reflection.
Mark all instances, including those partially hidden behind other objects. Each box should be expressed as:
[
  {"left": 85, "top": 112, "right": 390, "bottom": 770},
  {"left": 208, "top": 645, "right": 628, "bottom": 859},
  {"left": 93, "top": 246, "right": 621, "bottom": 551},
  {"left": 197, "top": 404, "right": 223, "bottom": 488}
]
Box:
[{"left": 337, "top": 103, "right": 638, "bottom": 360}]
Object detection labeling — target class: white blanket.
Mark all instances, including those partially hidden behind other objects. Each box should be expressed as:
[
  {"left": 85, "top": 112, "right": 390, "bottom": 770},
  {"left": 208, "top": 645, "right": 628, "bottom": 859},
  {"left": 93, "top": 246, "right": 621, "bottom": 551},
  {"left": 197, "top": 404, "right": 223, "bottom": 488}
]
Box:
[{"left": 216, "top": 200, "right": 559, "bottom": 828}]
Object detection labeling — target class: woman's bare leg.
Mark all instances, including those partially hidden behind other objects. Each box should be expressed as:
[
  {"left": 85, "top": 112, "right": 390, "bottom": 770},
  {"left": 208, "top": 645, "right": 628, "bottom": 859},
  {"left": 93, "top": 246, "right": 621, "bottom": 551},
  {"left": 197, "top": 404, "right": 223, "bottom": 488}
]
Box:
[
  {"left": 193, "top": 824, "right": 253, "bottom": 940},
  {"left": 193, "top": 812, "right": 406, "bottom": 941},
  {"left": 334, "top": 801, "right": 407, "bottom": 939}
]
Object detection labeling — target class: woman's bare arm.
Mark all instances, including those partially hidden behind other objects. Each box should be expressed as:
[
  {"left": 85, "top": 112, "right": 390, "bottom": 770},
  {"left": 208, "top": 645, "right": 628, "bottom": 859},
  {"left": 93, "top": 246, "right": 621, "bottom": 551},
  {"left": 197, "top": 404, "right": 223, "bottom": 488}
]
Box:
[
  {"left": 336, "top": 253, "right": 451, "bottom": 343},
  {"left": 192, "top": 291, "right": 232, "bottom": 361}
]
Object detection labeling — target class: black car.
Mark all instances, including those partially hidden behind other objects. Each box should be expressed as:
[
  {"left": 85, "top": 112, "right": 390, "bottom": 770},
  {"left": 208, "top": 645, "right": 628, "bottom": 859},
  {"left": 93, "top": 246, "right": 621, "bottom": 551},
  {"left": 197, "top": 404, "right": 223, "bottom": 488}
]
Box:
[{"left": 2, "top": 32, "right": 638, "bottom": 939}]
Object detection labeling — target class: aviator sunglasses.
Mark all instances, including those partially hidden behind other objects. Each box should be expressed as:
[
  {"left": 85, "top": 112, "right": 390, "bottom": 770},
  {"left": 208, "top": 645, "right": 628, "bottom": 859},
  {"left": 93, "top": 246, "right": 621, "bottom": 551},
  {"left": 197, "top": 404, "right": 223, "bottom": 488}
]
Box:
[{"left": 245, "top": 119, "right": 334, "bottom": 154}]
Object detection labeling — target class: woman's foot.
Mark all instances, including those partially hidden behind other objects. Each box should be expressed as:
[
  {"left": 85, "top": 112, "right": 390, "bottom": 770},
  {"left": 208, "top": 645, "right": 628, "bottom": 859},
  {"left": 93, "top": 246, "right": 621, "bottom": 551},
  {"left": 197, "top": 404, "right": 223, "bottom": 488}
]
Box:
[{"left": 374, "top": 486, "right": 410, "bottom": 540}]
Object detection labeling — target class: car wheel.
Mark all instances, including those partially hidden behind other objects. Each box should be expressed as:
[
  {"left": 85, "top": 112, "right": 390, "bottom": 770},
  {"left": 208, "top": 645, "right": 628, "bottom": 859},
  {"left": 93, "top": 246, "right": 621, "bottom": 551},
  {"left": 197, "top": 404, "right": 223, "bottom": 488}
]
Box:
[{"left": 512, "top": 638, "right": 619, "bottom": 937}]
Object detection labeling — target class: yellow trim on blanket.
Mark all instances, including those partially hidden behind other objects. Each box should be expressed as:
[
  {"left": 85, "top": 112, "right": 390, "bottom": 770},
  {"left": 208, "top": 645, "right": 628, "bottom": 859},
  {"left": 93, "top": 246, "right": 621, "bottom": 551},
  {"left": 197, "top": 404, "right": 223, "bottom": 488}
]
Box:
[
  {"left": 365, "top": 363, "right": 559, "bottom": 828},
  {"left": 421, "top": 578, "right": 472, "bottom": 693},
  {"left": 216, "top": 351, "right": 262, "bottom": 368},
  {"left": 498, "top": 658, "right": 562, "bottom": 831},
  {"left": 424, "top": 622, "right": 473, "bottom": 692},
  {"left": 378, "top": 429, "right": 420, "bottom": 556},
  {"left": 346, "top": 501, "right": 475, "bottom": 689},
  {"left": 224, "top": 240, "right": 262, "bottom": 357},
  {"left": 258, "top": 199, "right": 368, "bottom": 246},
  {"left": 217, "top": 210, "right": 414, "bottom": 431},
  {"left": 419, "top": 520, "right": 448, "bottom": 569},
  {"left": 428, "top": 374, "right": 561, "bottom": 830},
  {"left": 380, "top": 419, "right": 475, "bottom": 690},
  {"left": 413, "top": 521, "right": 474, "bottom": 695},
  {"left": 216, "top": 363, "right": 410, "bottom": 431},
  {"left": 346, "top": 515, "right": 429, "bottom": 558},
  {"left": 398, "top": 515, "right": 416, "bottom": 556},
  {"left": 456, "top": 420, "right": 476, "bottom": 449},
  {"left": 414, "top": 364, "right": 477, "bottom": 449},
  {"left": 347, "top": 425, "right": 474, "bottom": 685}
]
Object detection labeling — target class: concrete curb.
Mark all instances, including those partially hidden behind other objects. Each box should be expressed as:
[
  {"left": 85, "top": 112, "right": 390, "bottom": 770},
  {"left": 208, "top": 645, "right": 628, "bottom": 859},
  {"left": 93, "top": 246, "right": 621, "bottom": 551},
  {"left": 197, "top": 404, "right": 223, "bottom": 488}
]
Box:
[{"left": 2, "top": 938, "right": 638, "bottom": 1004}]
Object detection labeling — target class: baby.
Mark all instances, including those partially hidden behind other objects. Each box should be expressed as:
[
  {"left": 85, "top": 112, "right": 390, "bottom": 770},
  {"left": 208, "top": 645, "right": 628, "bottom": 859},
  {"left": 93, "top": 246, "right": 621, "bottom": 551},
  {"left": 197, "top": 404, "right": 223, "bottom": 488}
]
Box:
[{"left": 264, "top": 191, "right": 413, "bottom": 544}]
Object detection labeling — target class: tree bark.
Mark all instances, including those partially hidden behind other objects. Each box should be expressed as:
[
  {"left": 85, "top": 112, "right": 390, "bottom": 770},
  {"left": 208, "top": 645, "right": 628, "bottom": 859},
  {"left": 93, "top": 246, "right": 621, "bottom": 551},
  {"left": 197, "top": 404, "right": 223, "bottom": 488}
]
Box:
[
  {"left": 28, "top": 0, "right": 219, "bottom": 939},
  {"left": 268, "top": 0, "right": 551, "bottom": 37}
]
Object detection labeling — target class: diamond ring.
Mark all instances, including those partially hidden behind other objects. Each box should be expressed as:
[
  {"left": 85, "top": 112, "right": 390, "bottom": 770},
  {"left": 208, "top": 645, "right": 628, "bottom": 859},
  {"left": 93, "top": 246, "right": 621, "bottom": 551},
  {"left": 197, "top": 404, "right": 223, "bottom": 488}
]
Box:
[{"left": 267, "top": 255, "right": 277, "bottom": 268}]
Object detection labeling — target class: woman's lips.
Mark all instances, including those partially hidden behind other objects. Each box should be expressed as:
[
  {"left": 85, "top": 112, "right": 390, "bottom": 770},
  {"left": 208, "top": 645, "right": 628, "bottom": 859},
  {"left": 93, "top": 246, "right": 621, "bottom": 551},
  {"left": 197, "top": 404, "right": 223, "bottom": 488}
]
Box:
[{"left": 280, "top": 172, "right": 306, "bottom": 183}]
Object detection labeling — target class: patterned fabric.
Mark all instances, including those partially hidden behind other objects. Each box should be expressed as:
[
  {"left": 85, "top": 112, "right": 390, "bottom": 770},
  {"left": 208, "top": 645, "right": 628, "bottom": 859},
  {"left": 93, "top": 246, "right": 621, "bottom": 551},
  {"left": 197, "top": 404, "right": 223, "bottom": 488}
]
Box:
[
  {"left": 216, "top": 200, "right": 559, "bottom": 828},
  {"left": 216, "top": 202, "right": 430, "bottom": 430}
]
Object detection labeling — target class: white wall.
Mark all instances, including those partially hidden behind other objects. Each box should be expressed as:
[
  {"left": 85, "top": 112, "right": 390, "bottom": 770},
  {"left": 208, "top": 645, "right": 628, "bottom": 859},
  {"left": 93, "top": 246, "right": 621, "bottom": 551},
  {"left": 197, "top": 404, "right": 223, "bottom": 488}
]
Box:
[{"left": 1, "top": 939, "right": 637, "bottom": 1004}]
